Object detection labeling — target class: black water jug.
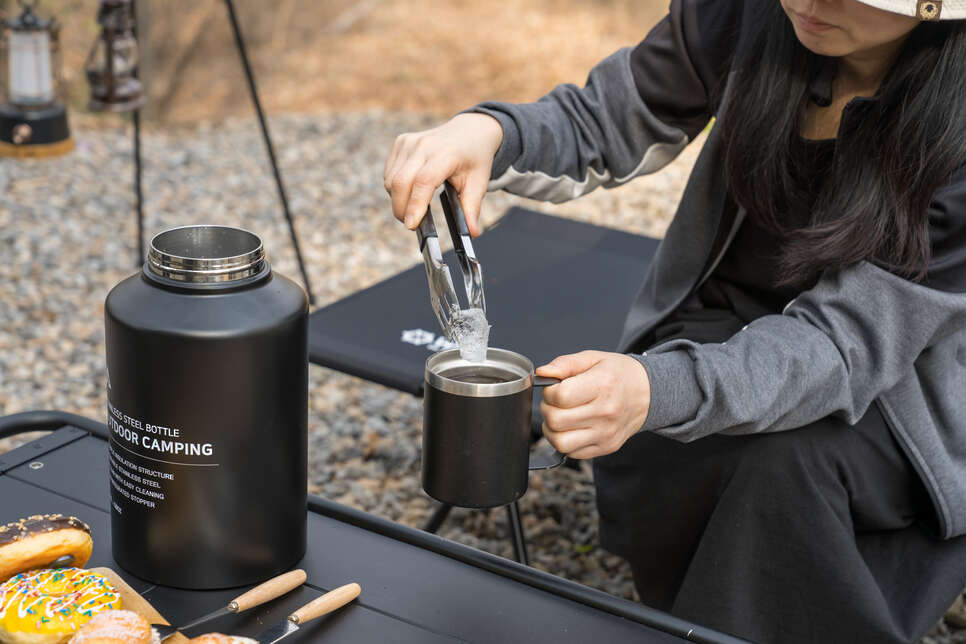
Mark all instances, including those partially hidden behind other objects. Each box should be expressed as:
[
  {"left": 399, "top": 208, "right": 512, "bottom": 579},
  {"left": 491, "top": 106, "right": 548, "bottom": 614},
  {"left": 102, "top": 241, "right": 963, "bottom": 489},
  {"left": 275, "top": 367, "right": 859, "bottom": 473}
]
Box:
[{"left": 105, "top": 225, "right": 308, "bottom": 589}]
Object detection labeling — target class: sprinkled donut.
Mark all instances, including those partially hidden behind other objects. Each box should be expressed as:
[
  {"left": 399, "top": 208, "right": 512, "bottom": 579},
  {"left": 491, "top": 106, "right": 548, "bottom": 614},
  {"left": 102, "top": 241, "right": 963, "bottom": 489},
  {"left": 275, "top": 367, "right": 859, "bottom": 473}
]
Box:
[
  {"left": 0, "top": 515, "right": 93, "bottom": 583},
  {"left": 0, "top": 568, "right": 122, "bottom": 644}
]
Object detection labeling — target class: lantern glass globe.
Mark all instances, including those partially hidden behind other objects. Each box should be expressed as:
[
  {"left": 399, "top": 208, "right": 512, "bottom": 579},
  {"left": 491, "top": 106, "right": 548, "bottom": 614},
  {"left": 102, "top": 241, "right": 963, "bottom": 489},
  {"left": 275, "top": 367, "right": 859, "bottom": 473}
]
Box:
[{"left": 8, "top": 29, "right": 54, "bottom": 106}]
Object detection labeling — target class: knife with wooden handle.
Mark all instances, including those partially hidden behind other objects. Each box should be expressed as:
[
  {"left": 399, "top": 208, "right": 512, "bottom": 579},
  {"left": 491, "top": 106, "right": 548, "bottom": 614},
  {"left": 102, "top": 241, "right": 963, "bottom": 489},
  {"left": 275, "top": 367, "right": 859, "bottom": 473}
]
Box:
[
  {"left": 154, "top": 569, "right": 307, "bottom": 641},
  {"left": 252, "top": 583, "right": 361, "bottom": 644}
]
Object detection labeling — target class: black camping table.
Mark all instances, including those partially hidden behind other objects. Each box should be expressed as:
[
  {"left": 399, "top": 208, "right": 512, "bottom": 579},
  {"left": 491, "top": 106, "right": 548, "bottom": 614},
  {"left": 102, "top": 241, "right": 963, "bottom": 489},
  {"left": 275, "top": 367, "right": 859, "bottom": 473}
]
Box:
[
  {"left": 0, "top": 412, "right": 745, "bottom": 643},
  {"left": 308, "top": 207, "right": 660, "bottom": 401}
]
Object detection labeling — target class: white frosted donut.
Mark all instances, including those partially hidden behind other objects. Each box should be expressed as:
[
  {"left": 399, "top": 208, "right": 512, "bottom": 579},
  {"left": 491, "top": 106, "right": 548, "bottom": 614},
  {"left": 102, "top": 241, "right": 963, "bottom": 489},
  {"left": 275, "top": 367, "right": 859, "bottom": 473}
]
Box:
[
  {"left": 187, "top": 634, "right": 257, "bottom": 644},
  {"left": 68, "top": 610, "right": 158, "bottom": 644}
]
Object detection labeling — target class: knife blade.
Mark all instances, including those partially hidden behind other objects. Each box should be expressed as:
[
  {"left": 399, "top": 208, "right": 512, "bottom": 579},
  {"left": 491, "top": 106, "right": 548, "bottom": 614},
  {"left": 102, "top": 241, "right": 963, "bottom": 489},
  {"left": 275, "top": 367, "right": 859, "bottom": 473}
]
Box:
[
  {"left": 253, "top": 582, "right": 361, "bottom": 644},
  {"left": 154, "top": 569, "right": 307, "bottom": 641}
]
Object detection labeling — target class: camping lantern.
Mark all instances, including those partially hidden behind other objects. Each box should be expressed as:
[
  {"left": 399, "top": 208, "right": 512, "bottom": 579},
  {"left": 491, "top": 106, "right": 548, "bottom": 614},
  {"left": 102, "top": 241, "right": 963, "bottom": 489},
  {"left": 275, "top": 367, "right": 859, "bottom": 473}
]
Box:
[
  {"left": 85, "top": 0, "right": 143, "bottom": 112},
  {"left": 0, "top": 0, "right": 72, "bottom": 158}
]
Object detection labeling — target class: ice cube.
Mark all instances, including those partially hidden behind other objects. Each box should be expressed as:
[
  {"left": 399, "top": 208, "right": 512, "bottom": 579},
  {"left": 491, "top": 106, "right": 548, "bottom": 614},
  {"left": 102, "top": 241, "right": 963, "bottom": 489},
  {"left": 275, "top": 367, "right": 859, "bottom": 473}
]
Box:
[{"left": 449, "top": 307, "right": 490, "bottom": 363}]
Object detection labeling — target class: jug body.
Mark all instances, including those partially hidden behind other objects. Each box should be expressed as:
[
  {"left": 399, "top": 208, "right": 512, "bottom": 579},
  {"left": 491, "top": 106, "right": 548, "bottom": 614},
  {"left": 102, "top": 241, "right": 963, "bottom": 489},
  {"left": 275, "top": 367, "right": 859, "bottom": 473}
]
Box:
[{"left": 105, "top": 226, "right": 308, "bottom": 589}]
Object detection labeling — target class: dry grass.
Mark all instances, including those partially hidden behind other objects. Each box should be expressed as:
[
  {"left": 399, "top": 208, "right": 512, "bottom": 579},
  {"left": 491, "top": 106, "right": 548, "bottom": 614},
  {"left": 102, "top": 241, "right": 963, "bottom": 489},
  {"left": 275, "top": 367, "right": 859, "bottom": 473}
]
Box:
[{"left": 7, "top": 0, "right": 668, "bottom": 123}]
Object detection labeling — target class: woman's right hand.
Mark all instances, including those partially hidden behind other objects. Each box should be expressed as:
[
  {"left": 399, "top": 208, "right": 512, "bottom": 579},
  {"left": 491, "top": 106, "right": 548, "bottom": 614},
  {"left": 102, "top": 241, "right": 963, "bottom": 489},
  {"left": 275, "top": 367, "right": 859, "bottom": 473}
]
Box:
[{"left": 383, "top": 112, "right": 504, "bottom": 237}]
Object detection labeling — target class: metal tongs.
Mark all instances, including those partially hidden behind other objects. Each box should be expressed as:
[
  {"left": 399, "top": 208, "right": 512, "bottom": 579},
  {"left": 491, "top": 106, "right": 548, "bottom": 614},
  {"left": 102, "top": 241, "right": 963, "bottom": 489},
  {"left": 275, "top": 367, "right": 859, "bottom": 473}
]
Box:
[{"left": 416, "top": 181, "right": 486, "bottom": 338}]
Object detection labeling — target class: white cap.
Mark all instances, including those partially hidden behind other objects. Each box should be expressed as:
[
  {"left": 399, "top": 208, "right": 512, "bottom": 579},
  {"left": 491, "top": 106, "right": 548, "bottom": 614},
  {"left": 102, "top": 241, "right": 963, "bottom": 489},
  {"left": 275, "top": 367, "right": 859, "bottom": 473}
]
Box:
[{"left": 856, "top": 0, "right": 966, "bottom": 20}]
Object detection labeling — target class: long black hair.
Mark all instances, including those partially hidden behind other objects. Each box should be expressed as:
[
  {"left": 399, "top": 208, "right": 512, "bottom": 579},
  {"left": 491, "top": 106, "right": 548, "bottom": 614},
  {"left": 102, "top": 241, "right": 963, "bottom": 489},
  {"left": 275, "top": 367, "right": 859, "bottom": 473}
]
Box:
[{"left": 719, "top": 3, "right": 966, "bottom": 285}]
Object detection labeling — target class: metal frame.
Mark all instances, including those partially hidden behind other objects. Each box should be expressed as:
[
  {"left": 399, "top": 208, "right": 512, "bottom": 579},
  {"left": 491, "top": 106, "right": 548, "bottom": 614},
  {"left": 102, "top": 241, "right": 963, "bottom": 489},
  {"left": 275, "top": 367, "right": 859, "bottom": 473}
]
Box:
[{"left": 0, "top": 409, "right": 109, "bottom": 439}]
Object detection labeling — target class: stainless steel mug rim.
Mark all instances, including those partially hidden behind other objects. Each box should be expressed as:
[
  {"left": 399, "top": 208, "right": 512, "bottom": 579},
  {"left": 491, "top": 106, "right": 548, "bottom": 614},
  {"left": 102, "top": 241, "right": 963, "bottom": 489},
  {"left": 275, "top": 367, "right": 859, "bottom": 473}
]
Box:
[
  {"left": 425, "top": 348, "right": 534, "bottom": 397},
  {"left": 147, "top": 225, "right": 266, "bottom": 283}
]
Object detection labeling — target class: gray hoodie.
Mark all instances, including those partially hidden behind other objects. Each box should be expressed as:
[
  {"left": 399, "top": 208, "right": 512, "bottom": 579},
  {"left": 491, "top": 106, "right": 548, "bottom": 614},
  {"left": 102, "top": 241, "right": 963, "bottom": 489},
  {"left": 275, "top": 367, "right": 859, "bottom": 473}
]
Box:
[{"left": 471, "top": 0, "right": 966, "bottom": 539}]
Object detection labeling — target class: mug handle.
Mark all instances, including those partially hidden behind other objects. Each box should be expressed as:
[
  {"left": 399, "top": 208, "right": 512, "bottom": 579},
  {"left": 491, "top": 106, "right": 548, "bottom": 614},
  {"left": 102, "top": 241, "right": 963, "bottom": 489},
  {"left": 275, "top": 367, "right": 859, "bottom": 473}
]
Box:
[{"left": 529, "top": 376, "right": 568, "bottom": 470}]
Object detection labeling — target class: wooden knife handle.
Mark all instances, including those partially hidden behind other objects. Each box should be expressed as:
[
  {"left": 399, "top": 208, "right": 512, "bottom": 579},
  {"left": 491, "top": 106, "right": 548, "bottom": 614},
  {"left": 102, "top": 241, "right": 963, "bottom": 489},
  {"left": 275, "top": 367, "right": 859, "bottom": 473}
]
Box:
[
  {"left": 290, "top": 583, "right": 361, "bottom": 625},
  {"left": 231, "top": 569, "right": 308, "bottom": 612}
]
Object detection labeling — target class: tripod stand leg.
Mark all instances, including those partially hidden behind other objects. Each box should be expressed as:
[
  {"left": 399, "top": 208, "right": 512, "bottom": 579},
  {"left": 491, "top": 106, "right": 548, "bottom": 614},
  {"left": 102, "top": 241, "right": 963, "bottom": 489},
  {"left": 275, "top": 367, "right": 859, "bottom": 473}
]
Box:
[
  {"left": 506, "top": 501, "right": 529, "bottom": 566},
  {"left": 223, "top": 0, "right": 316, "bottom": 305},
  {"left": 425, "top": 501, "right": 529, "bottom": 565},
  {"left": 424, "top": 502, "right": 453, "bottom": 534},
  {"left": 133, "top": 109, "right": 144, "bottom": 266}
]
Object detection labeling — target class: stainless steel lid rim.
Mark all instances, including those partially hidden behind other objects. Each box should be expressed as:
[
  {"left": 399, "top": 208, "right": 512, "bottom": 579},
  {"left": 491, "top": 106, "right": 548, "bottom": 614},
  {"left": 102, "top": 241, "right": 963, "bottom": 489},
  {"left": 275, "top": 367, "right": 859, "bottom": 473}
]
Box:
[
  {"left": 147, "top": 225, "right": 267, "bottom": 284},
  {"left": 147, "top": 260, "right": 267, "bottom": 282},
  {"left": 150, "top": 253, "right": 265, "bottom": 271},
  {"left": 141, "top": 263, "right": 273, "bottom": 292},
  {"left": 426, "top": 348, "right": 534, "bottom": 397}
]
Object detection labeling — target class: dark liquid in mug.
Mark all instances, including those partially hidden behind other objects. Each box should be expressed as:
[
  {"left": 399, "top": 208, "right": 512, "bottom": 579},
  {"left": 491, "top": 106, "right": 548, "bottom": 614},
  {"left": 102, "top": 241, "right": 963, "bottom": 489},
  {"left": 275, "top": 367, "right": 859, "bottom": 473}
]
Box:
[
  {"left": 441, "top": 367, "right": 518, "bottom": 384},
  {"left": 450, "top": 374, "right": 513, "bottom": 384}
]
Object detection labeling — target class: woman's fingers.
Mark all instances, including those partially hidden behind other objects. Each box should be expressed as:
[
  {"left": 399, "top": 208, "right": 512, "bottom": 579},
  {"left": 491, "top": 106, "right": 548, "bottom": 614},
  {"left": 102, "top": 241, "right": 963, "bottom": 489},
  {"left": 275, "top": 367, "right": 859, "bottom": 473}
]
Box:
[
  {"left": 540, "top": 352, "right": 616, "bottom": 412},
  {"left": 543, "top": 400, "right": 620, "bottom": 443},
  {"left": 385, "top": 113, "right": 503, "bottom": 231},
  {"left": 455, "top": 173, "right": 488, "bottom": 237},
  {"left": 404, "top": 156, "right": 459, "bottom": 228},
  {"left": 387, "top": 160, "right": 487, "bottom": 231},
  {"left": 383, "top": 134, "right": 407, "bottom": 192},
  {"left": 537, "top": 352, "right": 653, "bottom": 459},
  {"left": 541, "top": 371, "right": 599, "bottom": 409},
  {"left": 542, "top": 423, "right": 598, "bottom": 455},
  {"left": 567, "top": 444, "right": 607, "bottom": 460},
  {"left": 389, "top": 152, "right": 428, "bottom": 225},
  {"left": 384, "top": 134, "right": 418, "bottom": 207},
  {"left": 537, "top": 351, "right": 605, "bottom": 381},
  {"left": 540, "top": 391, "right": 597, "bottom": 429}
]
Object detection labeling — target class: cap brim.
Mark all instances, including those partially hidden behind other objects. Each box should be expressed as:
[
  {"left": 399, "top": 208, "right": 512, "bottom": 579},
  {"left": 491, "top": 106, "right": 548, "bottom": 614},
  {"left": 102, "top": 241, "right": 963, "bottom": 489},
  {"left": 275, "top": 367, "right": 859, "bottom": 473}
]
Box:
[{"left": 855, "top": 0, "right": 966, "bottom": 18}]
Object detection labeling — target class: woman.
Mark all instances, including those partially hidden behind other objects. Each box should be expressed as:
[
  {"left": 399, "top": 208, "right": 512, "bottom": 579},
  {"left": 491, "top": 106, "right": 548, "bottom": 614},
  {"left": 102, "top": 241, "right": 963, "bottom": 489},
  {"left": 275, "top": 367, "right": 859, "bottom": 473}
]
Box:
[{"left": 384, "top": 0, "right": 966, "bottom": 641}]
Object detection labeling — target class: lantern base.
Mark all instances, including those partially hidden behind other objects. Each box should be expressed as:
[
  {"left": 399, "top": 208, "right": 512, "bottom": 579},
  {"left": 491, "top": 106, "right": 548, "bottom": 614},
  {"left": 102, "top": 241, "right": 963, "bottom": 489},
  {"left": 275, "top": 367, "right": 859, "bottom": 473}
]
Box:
[{"left": 0, "top": 102, "right": 73, "bottom": 159}]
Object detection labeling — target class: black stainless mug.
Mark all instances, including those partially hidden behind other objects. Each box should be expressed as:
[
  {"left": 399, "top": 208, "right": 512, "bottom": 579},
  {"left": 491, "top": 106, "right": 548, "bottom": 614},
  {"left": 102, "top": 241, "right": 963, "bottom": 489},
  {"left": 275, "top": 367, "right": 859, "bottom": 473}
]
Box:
[
  {"left": 105, "top": 225, "right": 308, "bottom": 589},
  {"left": 422, "top": 348, "right": 566, "bottom": 508}
]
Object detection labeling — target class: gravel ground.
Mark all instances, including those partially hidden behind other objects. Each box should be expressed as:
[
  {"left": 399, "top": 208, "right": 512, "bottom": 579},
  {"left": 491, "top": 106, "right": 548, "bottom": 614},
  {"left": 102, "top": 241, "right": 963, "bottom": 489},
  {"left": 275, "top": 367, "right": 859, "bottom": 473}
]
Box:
[{"left": 0, "top": 111, "right": 961, "bottom": 641}]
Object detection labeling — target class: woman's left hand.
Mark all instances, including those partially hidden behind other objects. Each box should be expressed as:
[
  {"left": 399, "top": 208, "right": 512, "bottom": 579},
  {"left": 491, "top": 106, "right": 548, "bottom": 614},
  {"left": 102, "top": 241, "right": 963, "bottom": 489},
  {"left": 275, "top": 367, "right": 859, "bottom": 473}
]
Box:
[{"left": 536, "top": 351, "right": 651, "bottom": 460}]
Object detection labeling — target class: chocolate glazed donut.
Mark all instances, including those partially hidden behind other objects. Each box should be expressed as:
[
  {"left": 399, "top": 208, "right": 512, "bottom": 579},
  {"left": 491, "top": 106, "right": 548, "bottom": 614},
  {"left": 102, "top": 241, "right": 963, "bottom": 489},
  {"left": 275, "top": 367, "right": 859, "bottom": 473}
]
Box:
[{"left": 0, "top": 515, "right": 92, "bottom": 582}]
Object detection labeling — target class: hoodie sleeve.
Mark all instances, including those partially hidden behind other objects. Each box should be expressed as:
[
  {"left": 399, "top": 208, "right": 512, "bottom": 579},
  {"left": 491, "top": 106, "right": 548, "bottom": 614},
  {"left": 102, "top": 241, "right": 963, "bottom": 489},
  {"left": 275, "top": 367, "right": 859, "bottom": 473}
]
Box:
[
  {"left": 637, "top": 163, "right": 966, "bottom": 441},
  {"left": 465, "top": 0, "right": 743, "bottom": 203}
]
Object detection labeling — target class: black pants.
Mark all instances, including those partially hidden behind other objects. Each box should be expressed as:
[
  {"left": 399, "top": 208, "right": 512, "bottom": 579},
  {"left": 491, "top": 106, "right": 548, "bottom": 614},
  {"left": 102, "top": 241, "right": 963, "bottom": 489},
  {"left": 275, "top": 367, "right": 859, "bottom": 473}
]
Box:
[{"left": 593, "top": 405, "right": 966, "bottom": 643}]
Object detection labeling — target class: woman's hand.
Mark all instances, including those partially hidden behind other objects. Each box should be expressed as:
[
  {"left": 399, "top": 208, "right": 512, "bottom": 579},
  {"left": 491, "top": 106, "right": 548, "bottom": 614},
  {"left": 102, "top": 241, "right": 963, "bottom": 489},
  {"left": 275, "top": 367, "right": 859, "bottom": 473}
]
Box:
[
  {"left": 537, "top": 351, "right": 651, "bottom": 459},
  {"left": 383, "top": 113, "right": 504, "bottom": 236}
]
